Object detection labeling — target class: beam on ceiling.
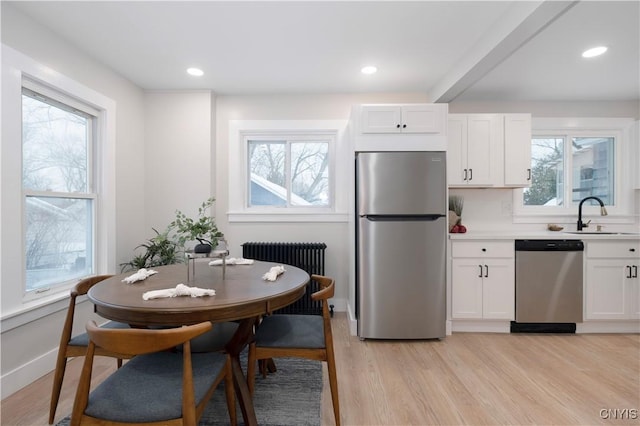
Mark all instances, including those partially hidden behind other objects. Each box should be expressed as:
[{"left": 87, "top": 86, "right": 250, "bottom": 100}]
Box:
[{"left": 430, "top": 0, "right": 579, "bottom": 103}]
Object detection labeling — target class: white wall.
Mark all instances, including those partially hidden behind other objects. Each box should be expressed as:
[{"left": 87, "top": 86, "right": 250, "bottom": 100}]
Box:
[
  {"left": 0, "top": 4, "right": 146, "bottom": 398},
  {"left": 449, "top": 100, "right": 639, "bottom": 119},
  {"left": 143, "top": 91, "right": 215, "bottom": 234}
]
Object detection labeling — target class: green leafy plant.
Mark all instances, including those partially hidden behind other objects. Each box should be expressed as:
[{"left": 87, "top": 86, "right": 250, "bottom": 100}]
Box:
[
  {"left": 170, "top": 197, "right": 223, "bottom": 249},
  {"left": 120, "top": 227, "right": 181, "bottom": 272}
]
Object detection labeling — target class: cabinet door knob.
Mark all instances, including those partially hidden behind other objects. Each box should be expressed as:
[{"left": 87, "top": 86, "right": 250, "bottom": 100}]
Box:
[
  {"left": 402, "top": 124, "right": 407, "bottom": 128},
  {"left": 396, "top": 124, "right": 401, "bottom": 128},
  {"left": 630, "top": 248, "right": 636, "bottom": 252},
  {"left": 482, "top": 248, "right": 486, "bottom": 252}
]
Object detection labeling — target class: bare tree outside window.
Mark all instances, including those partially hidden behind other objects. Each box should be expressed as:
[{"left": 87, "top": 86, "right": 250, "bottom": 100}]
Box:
[{"left": 248, "top": 138, "right": 330, "bottom": 207}]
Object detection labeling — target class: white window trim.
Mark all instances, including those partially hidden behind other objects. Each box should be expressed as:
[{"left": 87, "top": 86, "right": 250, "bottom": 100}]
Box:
[
  {"left": 1, "top": 45, "right": 116, "bottom": 322},
  {"left": 512, "top": 117, "right": 635, "bottom": 225},
  {"left": 228, "top": 120, "right": 348, "bottom": 223}
]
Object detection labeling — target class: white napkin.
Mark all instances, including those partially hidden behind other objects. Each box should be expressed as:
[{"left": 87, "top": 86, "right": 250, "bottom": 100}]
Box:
[
  {"left": 122, "top": 268, "right": 158, "bottom": 284},
  {"left": 209, "top": 257, "right": 255, "bottom": 266},
  {"left": 262, "top": 265, "right": 286, "bottom": 281},
  {"left": 142, "top": 283, "right": 216, "bottom": 300}
]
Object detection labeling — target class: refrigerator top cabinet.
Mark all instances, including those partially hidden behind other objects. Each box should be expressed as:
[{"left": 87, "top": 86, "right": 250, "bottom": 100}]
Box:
[{"left": 351, "top": 104, "right": 448, "bottom": 152}]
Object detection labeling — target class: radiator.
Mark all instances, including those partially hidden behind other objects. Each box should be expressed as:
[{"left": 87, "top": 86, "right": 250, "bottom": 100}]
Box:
[{"left": 242, "top": 242, "right": 327, "bottom": 315}]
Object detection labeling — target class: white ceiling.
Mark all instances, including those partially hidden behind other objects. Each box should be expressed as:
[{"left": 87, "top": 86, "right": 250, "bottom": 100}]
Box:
[{"left": 5, "top": 1, "right": 639, "bottom": 103}]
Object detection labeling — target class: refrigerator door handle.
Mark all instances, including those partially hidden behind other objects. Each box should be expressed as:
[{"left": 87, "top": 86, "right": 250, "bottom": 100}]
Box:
[{"left": 362, "top": 214, "right": 445, "bottom": 222}]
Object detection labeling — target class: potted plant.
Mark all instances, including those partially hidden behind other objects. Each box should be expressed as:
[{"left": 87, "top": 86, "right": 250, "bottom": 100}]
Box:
[
  {"left": 170, "top": 197, "right": 224, "bottom": 254},
  {"left": 120, "top": 227, "right": 181, "bottom": 272}
]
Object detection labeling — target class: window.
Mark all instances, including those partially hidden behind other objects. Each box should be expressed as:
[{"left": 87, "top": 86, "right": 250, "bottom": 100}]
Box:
[
  {"left": 514, "top": 117, "right": 633, "bottom": 220},
  {"left": 525, "top": 135, "right": 615, "bottom": 207},
  {"left": 228, "top": 120, "right": 347, "bottom": 223},
  {"left": 22, "top": 84, "right": 97, "bottom": 294},
  {"left": 247, "top": 136, "right": 330, "bottom": 208}
]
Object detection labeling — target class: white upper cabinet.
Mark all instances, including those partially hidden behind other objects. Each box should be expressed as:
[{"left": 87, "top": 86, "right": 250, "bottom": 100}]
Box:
[
  {"left": 448, "top": 113, "right": 531, "bottom": 188},
  {"left": 448, "top": 114, "right": 501, "bottom": 186},
  {"left": 351, "top": 104, "right": 448, "bottom": 152},
  {"left": 503, "top": 114, "right": 532, "bottom": 187},
  {"left": 361, "top": 104, "right": 445, "bottom": 134}
]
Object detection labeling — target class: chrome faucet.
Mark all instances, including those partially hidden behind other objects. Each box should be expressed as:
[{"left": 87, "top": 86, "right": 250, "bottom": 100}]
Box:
[{"left": 577, "top": 196, "right": 608, "bottom": 231}]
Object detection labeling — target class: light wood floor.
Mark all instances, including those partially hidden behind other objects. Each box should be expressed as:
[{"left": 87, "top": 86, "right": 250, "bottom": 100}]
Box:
[{"left": 2, "top": 313, "right": 639, "bottom": 425}]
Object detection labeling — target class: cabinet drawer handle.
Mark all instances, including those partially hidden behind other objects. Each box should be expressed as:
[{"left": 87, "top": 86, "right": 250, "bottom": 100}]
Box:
[
  {"left": 627, "top": 266, "right": 633, "bottom": 279},
  {"left": 633, "top": 265, "right": 638, "bottom": 278},
  {"left": 630, "top": 248, "right": 636, "bottom": 252},
  {"left": 478, "top": 265, "right": 483, "bottom": 278},
  {"left": 484, "top": 264, "right": 489, "bottom": 278},
  {"left": 527, "top": 168, "right": 531, "bottom": 181}
]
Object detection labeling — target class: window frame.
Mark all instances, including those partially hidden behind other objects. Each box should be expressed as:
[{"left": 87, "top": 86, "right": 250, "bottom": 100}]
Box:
[
  {"left": 228, "top": 120, "right": 348, "bottom": 223},
  {"left": 21, "top": 81, "right": 99, "bottom": 299},
  {"left": 245, "top": 132, "right": 333, "bottom": 210},
  {"left": 1, "top": 45, "right": 116, "bottom": 318},
  {"left": 513, "top": 117, "right": 635, "bottom": 224}
]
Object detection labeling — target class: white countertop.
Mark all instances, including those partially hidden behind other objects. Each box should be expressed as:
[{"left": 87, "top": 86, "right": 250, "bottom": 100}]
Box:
[{"left": 449, "top": 230, "right": 640, "bottom": 240}]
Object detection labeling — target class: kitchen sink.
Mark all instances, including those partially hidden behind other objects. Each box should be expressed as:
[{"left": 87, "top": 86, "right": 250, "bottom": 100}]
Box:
[{"left": 563, "top": 231, "right": 639, "bottom": 235}]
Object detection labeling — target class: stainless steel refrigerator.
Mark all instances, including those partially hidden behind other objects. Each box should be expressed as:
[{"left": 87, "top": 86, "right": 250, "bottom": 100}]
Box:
[{"left": 356, "top": 151, "right": 447, "bottom": 339}]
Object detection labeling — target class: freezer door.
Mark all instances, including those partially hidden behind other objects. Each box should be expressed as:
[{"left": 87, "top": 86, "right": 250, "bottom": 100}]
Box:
[
  {"left": 357, "top": 216, "right": 446, "bottom": 339},
  {"left": 356, "top": 151, "right": 446, "bottom": 216}
]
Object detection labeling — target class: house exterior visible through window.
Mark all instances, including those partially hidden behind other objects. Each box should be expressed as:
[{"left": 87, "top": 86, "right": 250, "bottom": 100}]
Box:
[
  {"left": 522, "top": 131, "right": 616, "bottom": 211},
  {"left": 22, "top": 84, "right": 97, "bottom": 294},
  {"left": 246, "top": 134, "right": 331, "bottom": 208}
]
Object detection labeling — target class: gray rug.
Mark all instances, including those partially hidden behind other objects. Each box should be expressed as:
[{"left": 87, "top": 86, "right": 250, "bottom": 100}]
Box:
[{"left": 56, "top": 357, "right": 322, "bottom": 426}]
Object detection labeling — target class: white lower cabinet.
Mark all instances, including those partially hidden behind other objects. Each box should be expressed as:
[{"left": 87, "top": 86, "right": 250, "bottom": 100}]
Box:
[
  {"left": 585, "top": 241, "right": 640, "bottom": 320},
  {"left": 451, "top": 241, "right": 515, "bottom": 320}
]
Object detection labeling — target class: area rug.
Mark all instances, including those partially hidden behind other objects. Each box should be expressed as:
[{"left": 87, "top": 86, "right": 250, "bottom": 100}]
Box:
[{"left": 56, "top": 357, "right": 322, "bottom": 426}]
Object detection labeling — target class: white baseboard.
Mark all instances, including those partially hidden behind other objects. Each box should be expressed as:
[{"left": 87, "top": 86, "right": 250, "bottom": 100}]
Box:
[
  {"left": 452, "top": 320, "right": 511, "bottom": 333},
  {"left": 1, "top": 346, "right": 57, "bottom": 399}
]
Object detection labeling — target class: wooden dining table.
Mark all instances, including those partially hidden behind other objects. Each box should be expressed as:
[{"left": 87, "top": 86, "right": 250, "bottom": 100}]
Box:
[{"left": 88, "top": 260, "right": 310, "bottom": 426}]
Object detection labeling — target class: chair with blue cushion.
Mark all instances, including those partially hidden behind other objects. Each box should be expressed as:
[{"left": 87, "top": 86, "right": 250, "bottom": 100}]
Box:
[
  {"left": 247, "top": 274, "right": 340, "bottom": 426},
  {"left": 70, "top": 320, "right": 236, "bottom": 426},
  {"left": 49, "top": 275, "right": 131, "bottom": 424}
]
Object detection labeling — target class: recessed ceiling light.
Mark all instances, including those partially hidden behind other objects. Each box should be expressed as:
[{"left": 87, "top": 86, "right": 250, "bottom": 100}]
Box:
[
  {"left": 582, "top": 46, "right": 608, "bottom": 58},
  {"left": 361, "top": 66, "right": 377, "bottom": 75},
  {"left": 186, "top": 67, "right": 204, "bottom": 76}
]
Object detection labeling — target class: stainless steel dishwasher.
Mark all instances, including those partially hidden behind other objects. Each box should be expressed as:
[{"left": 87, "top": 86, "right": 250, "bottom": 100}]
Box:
[{"left": 512, "top": 239, "right": 584, "bottom": 333}]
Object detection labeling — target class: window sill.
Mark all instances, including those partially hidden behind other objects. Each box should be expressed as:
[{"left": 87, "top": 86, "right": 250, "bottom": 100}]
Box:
[
  {"left": 228, "top": 211, "right": 349, "bottom": 223},
  {"left": 1, "top": 289, "right": 75, "bottom": 332}
]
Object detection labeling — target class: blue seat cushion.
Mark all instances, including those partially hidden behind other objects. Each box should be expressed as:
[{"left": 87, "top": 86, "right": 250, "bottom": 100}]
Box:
[
  {"left": 68, "top": 321, "right": 130, "bottom": 347},
  {"left": 255, "top": 315, "right": 325, "bottom": 349},
  {"left": 84, "top": 351, "right": 226, "bottom": 423},
  {"left": 182, "top": 321, "right": 239, "bottom": 353}
]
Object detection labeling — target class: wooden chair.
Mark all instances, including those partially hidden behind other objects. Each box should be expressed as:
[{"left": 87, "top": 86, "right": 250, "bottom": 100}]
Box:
[
  {"left": 70, "top": 320, "right": 236, "bottom": 426},
  {"left": 247, "top": 274, "right": 340, "bottom": 426},
  {"left": 49, "top": 275, "right": 131, "bottom": 424}
]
